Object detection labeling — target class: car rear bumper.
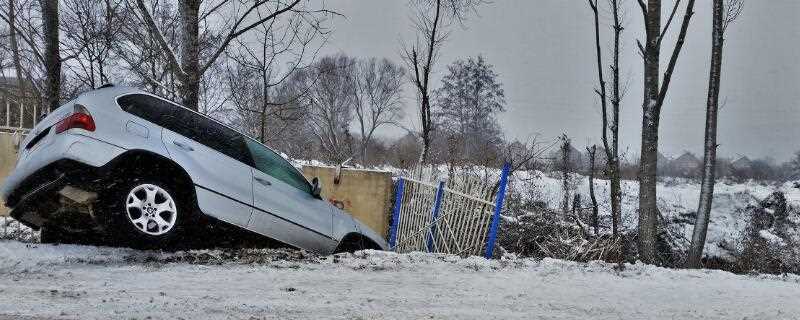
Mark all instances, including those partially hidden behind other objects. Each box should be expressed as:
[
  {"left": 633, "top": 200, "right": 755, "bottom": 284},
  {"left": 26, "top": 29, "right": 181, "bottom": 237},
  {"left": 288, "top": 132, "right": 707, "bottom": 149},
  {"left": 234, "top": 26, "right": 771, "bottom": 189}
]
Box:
[
  {"left": 1, "top": 133, "right": 125, "bottom": 207},
  {"left": 5, "top": 159, "right": 106, "bottom": 229}
]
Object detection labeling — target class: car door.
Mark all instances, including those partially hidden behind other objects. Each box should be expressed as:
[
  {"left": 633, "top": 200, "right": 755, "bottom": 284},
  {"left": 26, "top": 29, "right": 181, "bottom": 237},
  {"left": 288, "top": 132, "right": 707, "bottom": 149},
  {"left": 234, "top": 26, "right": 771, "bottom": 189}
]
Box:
[
  {"left": 160, "top": 106, "right": 254, "bottom": 228},
  {"left": 244, "top": 139, "right": 337, "bottom": 252}
]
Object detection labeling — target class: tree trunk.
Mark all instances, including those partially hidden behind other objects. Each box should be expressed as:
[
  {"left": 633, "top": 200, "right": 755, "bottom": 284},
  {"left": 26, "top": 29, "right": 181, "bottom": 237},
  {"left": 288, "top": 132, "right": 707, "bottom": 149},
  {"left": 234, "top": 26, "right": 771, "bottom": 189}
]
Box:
[
  {"left": 609, "top": 0, "right": 623, "bottom": 239},
  {"left": 560, "top": 136, "right": 572, "bottom": 218},
  {"left": 589, "top": 0, "right": 623, "bottom": 239},
  {"left": 638, "top": 0, "right": 697, "bottom": 265},
  {"left": 686, "top": 0, "right": 724, "bottom": 269},
  {"left": 587, "top": 145, "right": 599, "bottom": 235},
  {"left": 179, "top": 0, "right": 201, "bottom": 111},
  {"left": 260, "top": 69, "right": 269, "bottom": 143},
  {"left": 419, "top": 105, "right": 431, "bottom": 164},
  {"left": 41, "top": 0, "right": 61, "bottom": 111},
  {"left": 638, "top": 0, "right": 662, "bottom": 265}
]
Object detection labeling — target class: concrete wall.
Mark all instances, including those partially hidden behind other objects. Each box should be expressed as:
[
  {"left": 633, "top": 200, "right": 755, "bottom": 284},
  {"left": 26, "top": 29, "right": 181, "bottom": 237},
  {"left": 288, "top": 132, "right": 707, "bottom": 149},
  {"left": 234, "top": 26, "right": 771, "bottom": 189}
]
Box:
[
  {"left": 0, "top": 133, "right": 22, "bottom": 216},
  {"left": 302, "top": 166, "right": 393, "bottom": 239}
]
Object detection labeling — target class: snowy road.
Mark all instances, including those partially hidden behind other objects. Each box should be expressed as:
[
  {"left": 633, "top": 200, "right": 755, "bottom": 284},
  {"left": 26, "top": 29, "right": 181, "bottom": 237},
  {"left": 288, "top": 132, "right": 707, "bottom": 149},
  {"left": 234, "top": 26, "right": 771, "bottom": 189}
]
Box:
[{"left": 0, "top": 241, "right": 799, "bottom": 320}]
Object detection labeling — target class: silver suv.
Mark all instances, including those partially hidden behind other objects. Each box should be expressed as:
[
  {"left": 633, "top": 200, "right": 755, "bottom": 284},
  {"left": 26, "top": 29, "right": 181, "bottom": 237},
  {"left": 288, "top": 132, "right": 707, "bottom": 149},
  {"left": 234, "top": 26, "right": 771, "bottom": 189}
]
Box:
[{"left": 0, "top": 85, "right": 387, "bottom": 253}]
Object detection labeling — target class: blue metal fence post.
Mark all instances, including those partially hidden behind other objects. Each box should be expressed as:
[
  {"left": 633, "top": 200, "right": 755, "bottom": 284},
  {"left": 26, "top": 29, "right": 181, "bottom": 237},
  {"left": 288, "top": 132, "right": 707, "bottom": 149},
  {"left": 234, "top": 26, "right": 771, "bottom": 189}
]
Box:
[
  {"left": 484, "top": 162, "right": 511, "bottom": 259},
  {"left": 426, "top": 181, "right": 446, "bottom": 253},
  {"left": 388, "top": 178, "right": 405, "bottom": 250}
]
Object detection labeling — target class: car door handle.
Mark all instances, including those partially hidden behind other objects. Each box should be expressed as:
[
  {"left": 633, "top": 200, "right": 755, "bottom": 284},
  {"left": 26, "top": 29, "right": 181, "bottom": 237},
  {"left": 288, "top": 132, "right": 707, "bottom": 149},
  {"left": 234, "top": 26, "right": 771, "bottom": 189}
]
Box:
[
  {"left": 173, "top": 140, "right": 194, "bottom": 151},
  {"left": 254, "top": 176, "right": 272, "bottom": 186}
]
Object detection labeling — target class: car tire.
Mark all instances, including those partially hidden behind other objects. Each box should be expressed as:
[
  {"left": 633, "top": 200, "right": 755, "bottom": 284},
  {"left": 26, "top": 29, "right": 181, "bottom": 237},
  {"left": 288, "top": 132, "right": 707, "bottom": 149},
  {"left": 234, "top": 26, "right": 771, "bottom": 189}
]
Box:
[
  {"left": 99, "top": 176, "right": 196, "bottom": 250},
  {"left": 40, "top": 226, "right": 71, "bottom": 244},
  {"left": 335, "top": 234, "right": 379, "bottom": 253},
  {"left": 40, "top": 226, "right": 105, "bottom": 246}
]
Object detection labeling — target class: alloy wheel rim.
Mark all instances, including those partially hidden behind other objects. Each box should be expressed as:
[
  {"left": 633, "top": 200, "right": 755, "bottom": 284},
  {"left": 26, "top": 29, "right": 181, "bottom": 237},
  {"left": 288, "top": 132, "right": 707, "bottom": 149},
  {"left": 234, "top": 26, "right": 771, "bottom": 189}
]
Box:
[{"left": 125, "top": 184, "right": 177, "bottom": 236}]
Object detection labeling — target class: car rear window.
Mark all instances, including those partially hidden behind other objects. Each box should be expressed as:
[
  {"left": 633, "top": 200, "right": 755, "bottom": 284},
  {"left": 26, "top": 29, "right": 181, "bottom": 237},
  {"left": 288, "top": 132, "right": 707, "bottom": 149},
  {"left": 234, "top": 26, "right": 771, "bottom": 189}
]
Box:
[
  {"left": 117, "top": 94, "right": 176, "bottom": 128},
  {"left": 117, "top": 93, "right": 253, "bottom": 166}
]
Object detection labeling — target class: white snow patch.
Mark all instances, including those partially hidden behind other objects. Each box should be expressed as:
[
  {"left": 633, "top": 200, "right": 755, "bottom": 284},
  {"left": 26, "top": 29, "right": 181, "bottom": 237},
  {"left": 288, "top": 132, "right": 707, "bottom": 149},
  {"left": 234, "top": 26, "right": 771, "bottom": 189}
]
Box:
[
  {"left": 1, "top": 241, "right": 799, "bottom": 319},
  {"left": 759, "top": 230, "right": 786, "bottom": 246}
]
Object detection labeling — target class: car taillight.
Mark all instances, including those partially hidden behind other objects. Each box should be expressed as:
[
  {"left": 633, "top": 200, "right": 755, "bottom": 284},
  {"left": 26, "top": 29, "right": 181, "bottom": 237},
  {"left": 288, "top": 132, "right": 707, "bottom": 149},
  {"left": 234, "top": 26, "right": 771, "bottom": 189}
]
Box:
[{"left": 55, "top": 104, "right": 95, "bottom": 134}]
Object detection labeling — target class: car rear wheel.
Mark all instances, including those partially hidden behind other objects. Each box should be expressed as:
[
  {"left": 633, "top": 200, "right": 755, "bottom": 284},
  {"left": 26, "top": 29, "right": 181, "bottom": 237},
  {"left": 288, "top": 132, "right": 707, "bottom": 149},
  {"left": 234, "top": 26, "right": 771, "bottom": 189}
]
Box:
[
  {"left": 40, "top": 225, "right": 105, "bottom": 246},
  {"left": 125, "top": 184, "right": 178, "bottom": 236},
  {"left": 100, "top": 177, "right": 196, "bottom": 249}
]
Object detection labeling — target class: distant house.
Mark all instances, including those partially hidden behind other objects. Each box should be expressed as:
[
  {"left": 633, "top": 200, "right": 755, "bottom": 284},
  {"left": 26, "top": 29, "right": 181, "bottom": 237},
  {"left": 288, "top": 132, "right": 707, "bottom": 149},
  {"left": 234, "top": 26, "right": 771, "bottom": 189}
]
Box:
[
  {"left": 731, "top": 156, "right": 753, "bottom": 172},
  {"left": 549, "top": 145, "right": 584, "bottom": 171},
  {"left": 671, "top": 152, "right": 702, "bottom": 176},
  {"left": 657, "top": 152, "right": 671, "bottom": 171},
  {"left": 584, "top": 146, "right": 609, "bottom": 169},
  {"left": 0, "top": 77, "right": 39, "bottom": 132}
]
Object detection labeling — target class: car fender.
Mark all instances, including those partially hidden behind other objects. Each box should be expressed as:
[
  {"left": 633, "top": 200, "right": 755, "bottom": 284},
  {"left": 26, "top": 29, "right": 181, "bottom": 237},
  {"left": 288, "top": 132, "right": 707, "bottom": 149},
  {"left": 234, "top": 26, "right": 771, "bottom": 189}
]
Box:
[{"left": 331, "top": 208, "right": 389, "bottom": 251}]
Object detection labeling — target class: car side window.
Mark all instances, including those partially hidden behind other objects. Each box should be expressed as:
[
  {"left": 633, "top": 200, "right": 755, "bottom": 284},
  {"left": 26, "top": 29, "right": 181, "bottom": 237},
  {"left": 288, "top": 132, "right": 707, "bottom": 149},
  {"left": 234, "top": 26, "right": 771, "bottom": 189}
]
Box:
[
  {"left": 171, "top": 109, "right": 253, "bottom": 166},
  {"left": 117, "top": 94, "right": 175, "bottom": 128},
  {"left": 117, "top": 94, "right": 253, "bottom": 166},
  {"left": 245, "top": 139, "right": 311, "bottom": 194}
]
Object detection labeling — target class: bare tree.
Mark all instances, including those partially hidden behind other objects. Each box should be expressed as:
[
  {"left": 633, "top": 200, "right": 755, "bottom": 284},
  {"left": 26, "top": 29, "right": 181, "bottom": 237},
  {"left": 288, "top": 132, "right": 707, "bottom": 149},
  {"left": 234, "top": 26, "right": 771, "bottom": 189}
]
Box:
[
  {"left": 637, "top": 0, "right": 697, "bottom": 264},
  {"left": 132, "top": 0, "right": 333, "bottom": 111},
  {"left": 587, "top": 0, "right": 624, "bottom": 238},
  {"left": 301, "top": 54, "right": 356, "bottom": 163},
  {"left": 559, "top": 135, "right": 573, "bottom": 218},
  {"left": 587, "top": 144, "right": 599, "bottom": 235},
  {"left": 225, "top": 8, "right": 325, "bottom": 143},
  {"left": 115, "top": 0, "right": 181, "bottom": 98},
  {"left": 686, "top": 0, "right": 743, "bottom": 269},
  {"left": 401, "top": 0, "right": 485, "bottom": 163},
  {"left": 7, "top": 0, "right": 24, "bottom": 89},
  {"left": 60, "top": 0, "right": 121, "bottom": 90},
  {"left": 0, "top": 0, "right": 46, "bottom": 106},
  {"left": 352, "top": 58, "right": 405, "bottom": 165},
  {"left": 607, "top": 0, "right": 624, "bottom": 240}
]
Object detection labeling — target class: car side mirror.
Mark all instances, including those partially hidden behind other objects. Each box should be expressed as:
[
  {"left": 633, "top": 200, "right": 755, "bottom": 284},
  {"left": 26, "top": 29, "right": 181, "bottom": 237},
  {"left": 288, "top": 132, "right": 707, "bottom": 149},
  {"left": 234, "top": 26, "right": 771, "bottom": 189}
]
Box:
[{"left": 311, "top": 177, "right": 322, "bottom": 199}]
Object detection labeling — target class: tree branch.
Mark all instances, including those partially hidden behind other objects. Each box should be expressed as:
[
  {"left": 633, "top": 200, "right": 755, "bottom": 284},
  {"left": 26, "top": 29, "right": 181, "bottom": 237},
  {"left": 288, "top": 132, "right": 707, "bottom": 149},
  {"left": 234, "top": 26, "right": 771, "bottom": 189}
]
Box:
[
  {"left": 135, "top": 0, "right": 186, "bottom": 79},
  {"left": 656, "top": 0, "right": 697, "bottom": 108},
  {"left": 201, "top": 0, "right": 304, "bottom": 74}
]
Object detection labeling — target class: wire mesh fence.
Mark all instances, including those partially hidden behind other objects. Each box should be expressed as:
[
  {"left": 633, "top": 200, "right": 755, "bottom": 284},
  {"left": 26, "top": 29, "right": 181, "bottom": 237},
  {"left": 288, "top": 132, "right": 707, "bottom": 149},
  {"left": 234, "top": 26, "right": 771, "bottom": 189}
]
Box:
[{"left": 389, "top": 163, "right": 510, "bottom": 258}]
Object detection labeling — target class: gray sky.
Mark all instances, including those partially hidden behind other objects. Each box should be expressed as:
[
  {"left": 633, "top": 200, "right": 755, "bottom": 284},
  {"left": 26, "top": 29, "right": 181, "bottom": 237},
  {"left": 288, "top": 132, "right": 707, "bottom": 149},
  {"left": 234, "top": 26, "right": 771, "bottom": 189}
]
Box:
[{"left": 318, "top": 0, "right": 800, "bottom": 161}]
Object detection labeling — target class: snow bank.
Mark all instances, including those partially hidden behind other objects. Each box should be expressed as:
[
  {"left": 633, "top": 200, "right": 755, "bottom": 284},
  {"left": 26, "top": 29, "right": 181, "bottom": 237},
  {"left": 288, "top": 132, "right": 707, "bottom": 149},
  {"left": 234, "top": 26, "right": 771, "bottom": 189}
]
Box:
[{"left": 0, "top": 241, "right": 799, "bottom": 319}]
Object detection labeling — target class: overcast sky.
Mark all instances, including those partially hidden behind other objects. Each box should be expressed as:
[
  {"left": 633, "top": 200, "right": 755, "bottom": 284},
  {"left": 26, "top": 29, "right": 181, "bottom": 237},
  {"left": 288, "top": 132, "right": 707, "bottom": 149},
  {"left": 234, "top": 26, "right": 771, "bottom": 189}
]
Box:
[{"left": 316, "top": 0, "right": 800, "bottom": 161}]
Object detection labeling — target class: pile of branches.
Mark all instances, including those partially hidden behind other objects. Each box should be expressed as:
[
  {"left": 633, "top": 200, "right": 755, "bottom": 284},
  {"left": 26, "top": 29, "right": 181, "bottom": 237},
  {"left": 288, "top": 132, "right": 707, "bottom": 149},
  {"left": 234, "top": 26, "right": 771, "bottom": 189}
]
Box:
[
  {"left": 733, "top": 191, "right": 800, "bottom": 274},
  {"left": 499, "top": 203, "right": 621, "bottom": 262}
]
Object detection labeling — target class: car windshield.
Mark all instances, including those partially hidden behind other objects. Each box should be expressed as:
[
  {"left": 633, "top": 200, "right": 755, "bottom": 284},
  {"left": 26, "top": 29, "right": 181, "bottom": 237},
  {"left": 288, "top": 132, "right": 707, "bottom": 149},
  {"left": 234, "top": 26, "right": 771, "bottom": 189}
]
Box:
[{"left": 245, "top": 138, "right": 311, "bottom": 194}]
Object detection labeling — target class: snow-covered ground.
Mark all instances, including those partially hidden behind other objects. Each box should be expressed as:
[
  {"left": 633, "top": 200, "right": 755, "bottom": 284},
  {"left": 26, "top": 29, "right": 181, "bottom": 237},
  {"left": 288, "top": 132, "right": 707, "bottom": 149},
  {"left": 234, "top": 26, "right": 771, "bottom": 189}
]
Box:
[
  {"left": 509, "top": 170, "right": 800, "bottom": 260},
  {"left": 1, "top": 240, "right": 799, "bottom": 320}
]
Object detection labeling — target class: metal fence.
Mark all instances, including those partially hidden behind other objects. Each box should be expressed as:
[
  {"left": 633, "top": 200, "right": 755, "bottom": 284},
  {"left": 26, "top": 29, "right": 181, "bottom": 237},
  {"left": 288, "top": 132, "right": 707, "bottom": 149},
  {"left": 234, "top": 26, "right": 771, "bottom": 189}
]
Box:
[
  {"left": 388, "top": 163, "right": 510, "bottom": 258},
  {"left": 0, "top": 98, "right": 37, "bottom": 133}
]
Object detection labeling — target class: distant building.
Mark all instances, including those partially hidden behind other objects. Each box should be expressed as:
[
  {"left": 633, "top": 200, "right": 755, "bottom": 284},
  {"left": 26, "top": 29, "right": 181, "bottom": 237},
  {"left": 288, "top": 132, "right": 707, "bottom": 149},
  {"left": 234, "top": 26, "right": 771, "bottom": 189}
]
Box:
[
  {"left": 549, "top": 145, "right": 584, "bottom": 171},
  {"left": 671, "top": 151, "right": 702, "bottom": 176},
  {"left": 657, "top": 152, "right": 671, "bottom": 171},
  {"left": 731, "top": 156, "right": 754, "bottom": 172}
]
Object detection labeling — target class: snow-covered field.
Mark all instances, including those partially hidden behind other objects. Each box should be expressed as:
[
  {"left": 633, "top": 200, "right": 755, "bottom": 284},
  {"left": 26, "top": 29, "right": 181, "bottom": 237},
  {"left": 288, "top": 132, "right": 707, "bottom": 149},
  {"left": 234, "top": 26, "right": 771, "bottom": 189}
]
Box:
[
  {"left": 511, "top": 171, "right": 800, "bottom": 260},
  {"left": 1, "top": 240, "right": 799, "bottom": 320}
]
